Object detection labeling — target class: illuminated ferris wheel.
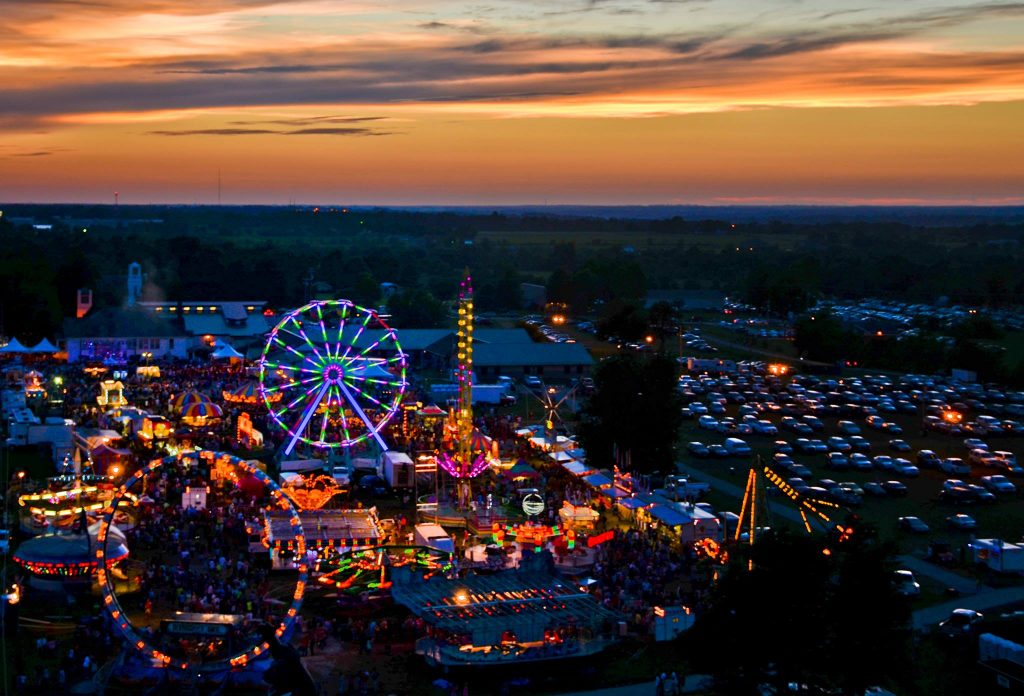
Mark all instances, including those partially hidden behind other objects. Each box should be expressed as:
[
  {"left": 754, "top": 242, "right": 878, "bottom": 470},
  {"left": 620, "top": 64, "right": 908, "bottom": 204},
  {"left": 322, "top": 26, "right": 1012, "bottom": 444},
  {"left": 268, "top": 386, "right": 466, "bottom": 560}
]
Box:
[{"left": 258, "top": 300, "right": 407, "bottom": 456}]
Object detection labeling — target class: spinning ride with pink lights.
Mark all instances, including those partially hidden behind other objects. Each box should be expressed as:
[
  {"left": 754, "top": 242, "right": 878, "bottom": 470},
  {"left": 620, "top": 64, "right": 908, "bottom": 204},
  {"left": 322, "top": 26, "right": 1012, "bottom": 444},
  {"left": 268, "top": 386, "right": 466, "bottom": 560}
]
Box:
[
  {"left": 437, "top": 273, "right": 496, "bottom": 505},
  {"left": 258, "top": 300, "right": 408, "bottom": 456}
]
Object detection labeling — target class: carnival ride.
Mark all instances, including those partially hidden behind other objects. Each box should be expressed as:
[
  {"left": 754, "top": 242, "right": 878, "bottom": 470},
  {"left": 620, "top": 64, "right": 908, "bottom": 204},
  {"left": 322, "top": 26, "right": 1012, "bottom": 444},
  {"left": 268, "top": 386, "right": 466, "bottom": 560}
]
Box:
[
  {"left": 734, "top": 457, "right": 854, "bottom": 552},
  {"left": 258, "top": 299, "right": 407, "bottom": 456},
  {"left": 95, "top": 450, "right": 308, "bottom": 673},
  {"left": 316, "top": 544, "right": 452, "bottom": 595},
  {"left": 435, "top": 273, "right": 497, "bottom": 507}
]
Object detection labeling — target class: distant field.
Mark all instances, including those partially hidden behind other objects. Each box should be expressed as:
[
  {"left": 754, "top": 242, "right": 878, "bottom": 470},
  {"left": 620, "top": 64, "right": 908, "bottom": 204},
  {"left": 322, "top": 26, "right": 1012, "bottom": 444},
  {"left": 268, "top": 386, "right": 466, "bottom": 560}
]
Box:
[{"left": 476, "top": 228, "right": 806, "bottom": 252}]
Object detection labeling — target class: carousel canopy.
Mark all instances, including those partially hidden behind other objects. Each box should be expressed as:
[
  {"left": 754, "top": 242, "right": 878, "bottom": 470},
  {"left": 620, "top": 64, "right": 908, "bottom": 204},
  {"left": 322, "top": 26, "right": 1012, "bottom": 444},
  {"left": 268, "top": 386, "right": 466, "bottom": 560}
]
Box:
[
  {"left": 0, "top": 338, "right": 29, "bottom": 353},
  {"left": 181, "top": 401, "right": 223, "bottom": 419},
  {"left": 30, "top": 338, "right": 59, "bottom": 353},
  {"left": 15, "top": 528, "right": 129, "bottom": 568},
  {"left": 224, "top": 380, "right": 279, "bottom": 404},
  {"left": 506, "top": 461, "right": 539, "bottom": 479},
  {"left": 417, "top": 404, "right": 447, "bottom": 417},
  {"left": 171, "top": 390, "right": 212, "bottom": 412}
]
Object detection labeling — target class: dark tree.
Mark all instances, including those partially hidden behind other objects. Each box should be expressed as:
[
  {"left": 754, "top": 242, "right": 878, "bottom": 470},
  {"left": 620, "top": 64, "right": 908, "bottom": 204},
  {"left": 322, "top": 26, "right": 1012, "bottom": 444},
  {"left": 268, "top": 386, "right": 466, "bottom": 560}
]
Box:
[
  {"left": 576, "top": 352, "right": 683, "bottom": 474},
  {"left": 685, "top": 525, "right": 911, "bottom": 695},
  {"left": 385, "top": 287, "right": 447, "bottom": 328}
]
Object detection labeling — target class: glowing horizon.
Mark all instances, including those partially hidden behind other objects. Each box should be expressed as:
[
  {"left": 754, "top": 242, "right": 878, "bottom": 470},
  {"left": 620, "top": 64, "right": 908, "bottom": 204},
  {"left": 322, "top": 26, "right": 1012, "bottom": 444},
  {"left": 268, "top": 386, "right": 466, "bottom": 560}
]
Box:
[{"left": 2, "top": 0, "right": 1024, "bottom": 205}]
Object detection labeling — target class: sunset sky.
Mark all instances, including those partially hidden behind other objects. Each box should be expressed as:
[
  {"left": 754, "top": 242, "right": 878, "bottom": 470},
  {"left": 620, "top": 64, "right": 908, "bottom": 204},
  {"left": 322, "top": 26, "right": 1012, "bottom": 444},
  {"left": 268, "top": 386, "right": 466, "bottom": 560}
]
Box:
[{"left": 2, "top": 0, "right": 1023, "bottom": 205}]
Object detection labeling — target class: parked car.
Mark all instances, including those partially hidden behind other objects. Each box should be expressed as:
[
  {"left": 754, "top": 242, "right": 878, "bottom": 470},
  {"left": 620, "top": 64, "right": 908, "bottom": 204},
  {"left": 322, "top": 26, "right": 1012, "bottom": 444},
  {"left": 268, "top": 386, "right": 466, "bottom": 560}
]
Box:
[
  {"left": 850, "top": 453, "right": 873, "bottom": 471},
  {"left": 981, "top": 474, "right": 1017, "bottom": 494},
  {"left": 789, "top": 463, "right": 813, "bottom": 478},
  {"left": 939, "top": 458, "right": 971, "bottom": 476},
  {"left": 917, "top": 450, "right": 941, "bottom": 468},
  {"left": 773, "top": 440, "right": 794, "bottom": 454},
  {"left": 873, "top": 455, "right": 895, "bottom": 471},
  {"left": 708, "top": 444, "right": 730, "bottom": 458},
  {"left": 947, "top": 513, "right": 978, "bottom": 530},
  {"left": 837, "top": 420, "right": 861, "bottom": 435},
  {"left": 827, "top": 436, "right": 852, "bottom": 452},
  {"left": 964, "top": 438, "right": 989, "bottom": 451},
  {"left": 893, "top": 459, "right": 920, "bottom": 477},
  {"left": 889, "top": 439, "right": 912, "bottom": 452},
  {"left": 698, "top": 415, "right": 719, "bottom": 431},
  {"left": 938, "top": 609, "right": 984, "bottom": 637},
  {"left": 882, "top": 480, "right": 909, "bottom": 496},
  {"left": 827, "top": 452, "right": 850, "bottom": 470},
  {"left": 849, "top": 436, "right": 872, "bottom": 453},
  {"left": 894, "top": 569, "right": 921, "bottom": 597},
  {"left": 687, "top": 441, "right": 710, "bottom": 458},
  {"left": 863, "top": 481, "right": 887, "bottom": 497},
  {"left": 898, "top": 516, "right": 930, "bottom": 533}
]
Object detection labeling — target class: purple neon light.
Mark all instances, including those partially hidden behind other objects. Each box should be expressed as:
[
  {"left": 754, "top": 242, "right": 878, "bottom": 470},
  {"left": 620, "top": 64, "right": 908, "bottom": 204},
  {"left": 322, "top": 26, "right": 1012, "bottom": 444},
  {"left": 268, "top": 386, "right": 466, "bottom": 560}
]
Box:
[
  {"left": 436, "top": 452, "right": 489, "bottom": 479},
  {"left": 259, "top": 299, "right": 408, "bottom": 451}
]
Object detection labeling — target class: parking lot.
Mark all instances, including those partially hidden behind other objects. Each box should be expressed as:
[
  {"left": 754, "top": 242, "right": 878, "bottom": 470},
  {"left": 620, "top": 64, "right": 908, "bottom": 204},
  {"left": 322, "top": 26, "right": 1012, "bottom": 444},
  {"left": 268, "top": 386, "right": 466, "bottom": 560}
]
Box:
[{"left": 674, "top": 367, "right": 1024, "bottom": 553}]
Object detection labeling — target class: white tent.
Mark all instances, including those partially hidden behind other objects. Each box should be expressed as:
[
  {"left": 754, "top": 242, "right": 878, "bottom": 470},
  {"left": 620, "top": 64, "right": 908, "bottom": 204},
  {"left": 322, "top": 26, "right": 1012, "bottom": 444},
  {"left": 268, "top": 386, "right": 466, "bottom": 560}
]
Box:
[
  {"left": 347, "top": 361, "right": 394, "bottom": 379},
  {"left": 30, "top": 338, "right": 59, "bottom": 353},
  {"left": 0, "top": 338, "right": 29, "bottom": 354},
  {"left": 211, "top": 342, "right": 244, "bottom": 360}
]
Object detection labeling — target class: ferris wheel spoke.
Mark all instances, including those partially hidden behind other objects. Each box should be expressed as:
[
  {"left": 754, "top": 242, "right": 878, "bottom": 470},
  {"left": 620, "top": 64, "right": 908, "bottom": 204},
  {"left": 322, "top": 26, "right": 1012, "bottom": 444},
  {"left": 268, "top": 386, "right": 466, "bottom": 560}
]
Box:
[
  {"left": 274, "top": 334, "right": 314, "bottom": 364},
  {"left": 264, "top": 374, "right": 321, "bottom": 394},
  {"left": 289, "top": 316, "right": 326, "bottom": 364},
  {"left": 314, "top": 303, "right": 331, "bottom": 352},
  {"left": 347, "top": 375, "right": 406, "bottom": 389},
  {"left": 283, "top": 382, "right": 331, "bottom": 456},
  {"left": 339, "top": 311, "right": 373, "bottom": 363},
  {"left": 343, "top": 378, "right": 385, "bottom": 408},
  {"left": 329, "top": 384, "right": 353, "bottom": 445},
  {"left": 317, "top": 400, "right": 331, "bottom": 444},
  {"left": 338, "top": 381, "right": 387, "bottom": 450},
  {"left": 283, "top": 379, "right": 326, "bottom": 411},
  {"left": 334, "top": 303, "right": 350, "bottom": 360}
]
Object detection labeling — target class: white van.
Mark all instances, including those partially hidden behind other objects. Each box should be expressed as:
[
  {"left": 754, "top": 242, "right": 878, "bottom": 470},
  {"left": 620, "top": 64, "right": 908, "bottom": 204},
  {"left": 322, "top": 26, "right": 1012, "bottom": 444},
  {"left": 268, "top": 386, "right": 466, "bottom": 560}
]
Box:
[{"left": 724, "top": 438, "right": 752, "bottom": 456}]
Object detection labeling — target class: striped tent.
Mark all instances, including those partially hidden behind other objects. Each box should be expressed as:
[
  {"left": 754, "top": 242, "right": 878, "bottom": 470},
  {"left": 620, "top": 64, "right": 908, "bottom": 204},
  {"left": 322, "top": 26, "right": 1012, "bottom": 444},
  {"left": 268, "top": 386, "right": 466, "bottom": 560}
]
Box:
[
  {"left": 181, "top": 401, "right": 223, "bottom": 421},
  {"left": 180, "top": 399, "right": 224, "bottom": 427},
  {"left": 172, "top": 390, "right": 212, "bottom": 413},
  {"left": 223, "top": 380, "right": 281, "bottom": 405}
]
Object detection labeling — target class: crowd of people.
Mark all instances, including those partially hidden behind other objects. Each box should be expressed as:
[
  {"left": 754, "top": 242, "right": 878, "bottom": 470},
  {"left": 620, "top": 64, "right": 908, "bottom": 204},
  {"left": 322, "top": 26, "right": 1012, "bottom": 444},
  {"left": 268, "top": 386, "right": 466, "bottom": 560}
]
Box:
[{"left": 5, "top": 355, "right": 716, "bottom": 693}]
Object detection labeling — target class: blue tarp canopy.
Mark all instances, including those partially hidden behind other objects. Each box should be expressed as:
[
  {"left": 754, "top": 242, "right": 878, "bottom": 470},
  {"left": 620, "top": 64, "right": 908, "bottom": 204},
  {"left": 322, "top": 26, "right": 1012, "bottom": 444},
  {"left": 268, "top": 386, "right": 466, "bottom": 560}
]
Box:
[
  {"left": 583, "top": 473, "right": 612, "bottom": 488},
  {"left": 616, "top": 497, "right": 646, "bottom": 511},
  {"left": 562, "top": 461, "right": 592, "bottom": 476},
  {"left": 649, "top": 505, "right": 690, "bottom": 527}
]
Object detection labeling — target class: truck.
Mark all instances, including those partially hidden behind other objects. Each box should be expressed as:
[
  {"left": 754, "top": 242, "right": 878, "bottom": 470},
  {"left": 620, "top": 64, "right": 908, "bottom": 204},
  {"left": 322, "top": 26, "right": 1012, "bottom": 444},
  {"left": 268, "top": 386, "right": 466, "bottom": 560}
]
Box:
[
  {"left": 380, "top": 451, "right": 414, "bottom": 489},
  {"left": 414, "top": 523, "right": 455, "bottom": 555},
  {"left": 685, "top": 358, "right": 737, "bottom": 374},
  {"left": 969, "top": 539, "right": 1024, "bottom": 574},
  {"left": 658, "top": 474, "right": 711, "bottom": 501}
]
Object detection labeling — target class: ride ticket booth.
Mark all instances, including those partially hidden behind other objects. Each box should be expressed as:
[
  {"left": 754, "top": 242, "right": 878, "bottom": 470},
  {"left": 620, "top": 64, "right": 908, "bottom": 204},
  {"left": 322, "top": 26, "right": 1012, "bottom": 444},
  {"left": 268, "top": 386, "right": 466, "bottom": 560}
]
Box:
[{"left": 160, "top": 613, "right": 246, "bottom": 664}]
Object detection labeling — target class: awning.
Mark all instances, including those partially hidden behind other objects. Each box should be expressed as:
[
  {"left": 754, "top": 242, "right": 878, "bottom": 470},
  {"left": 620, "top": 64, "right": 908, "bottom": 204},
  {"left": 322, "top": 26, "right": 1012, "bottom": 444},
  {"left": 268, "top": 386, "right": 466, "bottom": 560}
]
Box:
[
  {"left": 649, "top": 505, "right": 690, "bottom": 527},
  {"left": 561, "top": 461, "right": 593, "bottom": 477},
  {"left": 583, "top": 473, "right": 613, "bottom": 488},
  {"left": 0, "top": 338, "right": 29, "bottom": 353}
]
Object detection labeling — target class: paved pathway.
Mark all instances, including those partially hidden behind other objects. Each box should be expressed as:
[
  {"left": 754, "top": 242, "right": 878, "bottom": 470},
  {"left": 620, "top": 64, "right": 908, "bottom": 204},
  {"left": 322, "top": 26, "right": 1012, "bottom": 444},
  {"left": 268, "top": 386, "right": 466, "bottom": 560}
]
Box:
[
  {"left": 896, "top": 554, "right": 979, "bottom": 595},
  {"left": 555, "top": 674, "right": 713, "bottom": 695},
  {"left": 911, "top": 586, "right": 1024, "bottom": 630}
]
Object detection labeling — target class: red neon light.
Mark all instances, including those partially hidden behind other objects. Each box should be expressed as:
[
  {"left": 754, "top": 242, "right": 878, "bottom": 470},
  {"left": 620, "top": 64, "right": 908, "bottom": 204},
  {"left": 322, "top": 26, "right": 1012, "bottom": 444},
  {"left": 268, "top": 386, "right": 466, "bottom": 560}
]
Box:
[{"left": 587, "top": 530, "right": 615, "bottom": 547}]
